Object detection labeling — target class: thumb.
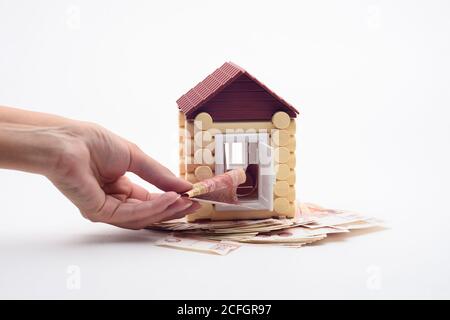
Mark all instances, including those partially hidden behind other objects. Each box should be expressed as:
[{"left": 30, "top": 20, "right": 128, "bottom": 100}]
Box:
[{"left": 127, "top": 143, "right": 192, "bottom": 193}]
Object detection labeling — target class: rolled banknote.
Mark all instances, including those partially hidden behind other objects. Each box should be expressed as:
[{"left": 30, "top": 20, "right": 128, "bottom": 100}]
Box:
[{"left": 182, "top": 168, "right": 246, "bottom": 204}]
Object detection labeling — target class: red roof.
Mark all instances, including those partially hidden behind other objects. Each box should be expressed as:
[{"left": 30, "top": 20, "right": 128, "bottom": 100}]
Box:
[{"left": 177, "top": 62, "right": 299, "bottom": 119}]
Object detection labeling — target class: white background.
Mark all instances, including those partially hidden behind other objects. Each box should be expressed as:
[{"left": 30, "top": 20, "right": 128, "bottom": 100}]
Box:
[{"left": 1, "top": 0, "right": 449, "bottom": 299}]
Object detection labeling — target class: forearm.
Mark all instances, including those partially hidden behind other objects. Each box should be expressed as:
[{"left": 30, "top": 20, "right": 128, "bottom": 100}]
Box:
[
  {"left": 0, "top": 123, "right": 64, "bottom": 175},
  {"left": 0, "top": 105, "right": 73, "bottom": 127},
  {"left": 0, "top": 106, "right": 89, "bottom": 175}
]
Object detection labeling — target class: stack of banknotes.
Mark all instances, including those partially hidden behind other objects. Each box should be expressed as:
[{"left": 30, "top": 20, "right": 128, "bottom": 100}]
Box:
[{"left": 147, "top": 203, "right": 383, "bottom": 255}]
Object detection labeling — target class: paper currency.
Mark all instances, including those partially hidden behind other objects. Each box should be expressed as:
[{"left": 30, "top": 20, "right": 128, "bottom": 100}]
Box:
[
  {"left": 240, "top": 226, "right": 347, "bottom": 245},
  {"left": 148, "top": 203, "right": 383, "bottom": 255},
  {"left": 333, "top": 218, "right": 383, "bottom": 230},
  {"left": 182, "top": 168, "right": 246, "bottom": 204},
  {"left": 151, "top": 217, "right": 294, "bottom": 232},
  {"left": 302, "top": 211, "right": 369, "bottom": 228},
  {"left": 156, "top": 235, "right": 241, "bottom": 255}
]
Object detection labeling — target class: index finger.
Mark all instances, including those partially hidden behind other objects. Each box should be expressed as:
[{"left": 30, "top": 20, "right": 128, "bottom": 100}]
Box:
[
  {"left": 92, "top": 191, "right": 182, "bottom": 226},
  {"left": 127, "top": 143, "right": 192, "bottom": 193}
]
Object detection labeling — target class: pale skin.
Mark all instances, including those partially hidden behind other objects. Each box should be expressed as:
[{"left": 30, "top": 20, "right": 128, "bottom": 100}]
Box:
[{"left": 0, "top": 106, "right": 200, "bottom": 229}]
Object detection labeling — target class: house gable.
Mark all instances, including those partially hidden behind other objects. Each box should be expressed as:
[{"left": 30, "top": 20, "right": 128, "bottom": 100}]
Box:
[
  {"left": 177, "top": 62, "right": 298, "bottom": 121},
  {"left": 194, "top": 73, "right": 296, "bottom": 121}
]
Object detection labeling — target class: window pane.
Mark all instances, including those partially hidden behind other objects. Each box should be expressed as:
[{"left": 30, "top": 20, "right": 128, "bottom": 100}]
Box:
[
  {"left": 225, "top": 141, "right": 245, "bottom": 166},
  {"left": 231, "top": 142, "right": 244, "bottom": 164}
]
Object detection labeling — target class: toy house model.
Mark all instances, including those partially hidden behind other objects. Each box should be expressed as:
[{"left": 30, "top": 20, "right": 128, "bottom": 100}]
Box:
[{"left": 177, "top": 62, "right": 299, "bottom": 221}]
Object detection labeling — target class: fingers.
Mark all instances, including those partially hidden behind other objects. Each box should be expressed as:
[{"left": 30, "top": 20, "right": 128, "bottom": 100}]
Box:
[
  {"left": 91, "top": 195, "right": 199, "bottom": 230},
  {"left": 102, "top": 176, "right": 151, "bottom": 201},
  {"left": 99, "top": 191, "right": 181, "bottom": 225},
  {"left": 70, "top": 170, "right": 199, "bottom": 229},
  {"left": 159, "top": 201, "right": 201, "bottom": 222},
  {"left": 144, "top": 197, "right": 197, "bottom": 222},
  {"left": 127, "top": 143, "right": 192, "bottom": 193},
  {"left": 124, "top": 198, "right": 200, "bottom": 229},
  {"left": 84, "top": 190, "right": 200, "bottom": 230},
  {"left": 121, "top": 196, "right": 196, "bottom": 228}
]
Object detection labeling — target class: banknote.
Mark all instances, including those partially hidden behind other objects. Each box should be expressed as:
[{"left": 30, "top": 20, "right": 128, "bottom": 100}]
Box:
[
  {"left": 187, "top": 197, "right": 255, "bottom": 209},
  {"left": 332, "top": 218, "right": 383, "bottom": 230},
  {"left": 299, "top": 202, "right": 328, "bottom": 214},
  {"left": 149, "top": 217, "right": 292, "bottom": 232},
  {"left": 302, "top": 212, "right": 374, "bottom": 228},
  {"left": 239, "top": 226, "right": 348, "bottom": 244},
  {"left": 182, "top": 168, "right": 246, "bottom": 204},
  {"left": 182, "top": 232, "right": 258, "bottom": 241},
  {"left": 156, "top": 234, "right": 241, "bottom": 255},
  {"left": 148, "top": 203, "right": 382, "bottom": 255}
]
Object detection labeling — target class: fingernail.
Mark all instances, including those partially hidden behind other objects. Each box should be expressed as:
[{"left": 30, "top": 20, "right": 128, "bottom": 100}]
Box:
[{"left": 165, "top": 191, "right": 180, "bottom": 200}]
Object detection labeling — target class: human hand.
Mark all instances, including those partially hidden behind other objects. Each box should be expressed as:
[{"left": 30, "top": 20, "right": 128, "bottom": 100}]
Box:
[{"left": 42, "top": 122, "right": 199, "bottom": 229}]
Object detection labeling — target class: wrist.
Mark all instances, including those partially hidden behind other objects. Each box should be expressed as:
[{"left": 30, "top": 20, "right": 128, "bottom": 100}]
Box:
[{"left": 0, "top": 122, "right": 88, "bottom": 178}]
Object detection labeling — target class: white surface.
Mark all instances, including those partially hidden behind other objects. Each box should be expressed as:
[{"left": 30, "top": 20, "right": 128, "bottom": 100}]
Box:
[{"left": 1, "top": 0, "right": 450, "bottom": 299}]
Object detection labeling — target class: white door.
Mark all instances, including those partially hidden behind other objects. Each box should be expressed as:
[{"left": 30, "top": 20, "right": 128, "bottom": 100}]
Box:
[{"left": 215, "top": 132, "right": 274, "bottom": 211}]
